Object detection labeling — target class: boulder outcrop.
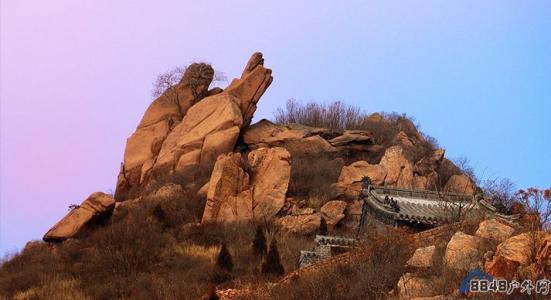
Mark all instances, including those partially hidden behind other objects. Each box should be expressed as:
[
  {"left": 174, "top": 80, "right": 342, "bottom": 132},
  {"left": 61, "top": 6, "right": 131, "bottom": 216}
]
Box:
[
  {"left": 475, "top": 219, "right": 515, "bottom": 244},
  {"left": 406, "top": 245, "right": 437, "bottom": 270},
  {"left": 334, "top": 161, "right": 386, "bottom": 199},
  {"left": 201, "top": 147, "right": 291, "bottom": 223},
  {"left": 443, "top": 231, "right": 482, "bottom": 271},
  {"left": 320, "top": 200, "right": 347, "bottom": 230},
  {"left": 379, "top": 146, "right": 414, "bottom": 189},
  {"left": 43, "top": 192, "right": 115, "bottom": 242},
  {"left": 444, "top": 174, "right": 475, "bottom": 195},
  {"left": 485, "top": 232, "right": 551, "bottom": 278},
  {"left": 279, "top": 213, "right": 321, "bottom": 235},
  {"left": 115, "top": 53, "right": 272, "bottom": 201}
]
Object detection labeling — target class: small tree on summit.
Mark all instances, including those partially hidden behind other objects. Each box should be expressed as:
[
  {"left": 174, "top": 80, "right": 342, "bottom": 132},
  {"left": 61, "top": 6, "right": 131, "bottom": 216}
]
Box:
[
  {"left": 252, "top": 225, "right": 267, "bottom": 258},
  {"left": 261, "top": 238, "right": 284, "bottom": 276},
  {"left": 216, "top": 243, "right": 233, "bottom": 273}
]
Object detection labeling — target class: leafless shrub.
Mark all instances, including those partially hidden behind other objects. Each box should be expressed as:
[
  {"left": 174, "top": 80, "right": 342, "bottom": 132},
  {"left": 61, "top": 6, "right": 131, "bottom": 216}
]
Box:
[
  {"left": 482, "top": 177, "right": 516, "bottom": 214},
  {"left": 274, "top": 99, "right": 365, "bottom": 131},
  {"left": 287, "top": 154, "right": 344, "bottom": 206}
]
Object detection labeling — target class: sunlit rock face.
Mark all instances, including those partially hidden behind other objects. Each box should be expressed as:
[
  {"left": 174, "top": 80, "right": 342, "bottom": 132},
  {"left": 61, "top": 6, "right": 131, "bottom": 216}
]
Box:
[{"left": 115, "top": 53, "right": 272, "bottom": 201}]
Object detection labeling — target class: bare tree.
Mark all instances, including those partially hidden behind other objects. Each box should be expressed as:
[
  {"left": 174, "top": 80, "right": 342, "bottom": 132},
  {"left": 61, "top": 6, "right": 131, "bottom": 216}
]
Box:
[
  {"left": 151, "top": 65, "right": 227, "bottom": 99},
  {"left": 482, "top": 177, "right": 516, "bottom": 214}
]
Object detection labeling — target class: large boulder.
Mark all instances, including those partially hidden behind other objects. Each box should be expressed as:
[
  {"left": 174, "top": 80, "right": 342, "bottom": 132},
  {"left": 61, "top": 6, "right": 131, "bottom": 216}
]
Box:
[
  {"left": 224, "top": 52, "right": 273, "bottom": 127},
  {"left": 201, "top": 153, "right": 253, "bottom": 223},
  {"left": 201, "top": 147, "right": 291, "bottom": 223},
  {"left": 414, "top": 149, "right": 445, "bottom": 176},
  {"left": 328, "top": 130, "right": 374, "bottom": 148},
  {"left": 444, "top": 232, "right": 483, "bottom": 271},
  {"left": 115, "top": 53, "right": 272, "bottom": 201},
  {"left": 248, "top": 147, "right": 291, "bottom": 219},
  {"left": 396, "top": 273, "right": 439, "bottom": 299},
  {"left": 475, "top": 219, "right": 515, "bottom": 244},
  {"left": 320, "top": 200, "right": 347, "bottom": 230},
  {"left": 43, "top": 192, "right": 115, "bottom": 242},
  {"left": 279, "top": 213, "right": 321, "bottom": 235},
  {"left": 152, "top": 93, "right": 243, "bottom": 174},
  {"left": 485, "top": 232, "right": 551, "bottom": 279},
  {"left": 407, "top": 245, "right": 437, "bottom": 270},
  {"left": 444, "top": 174, "right": 475, "bottom": 195},
  {"left": 334, "top": 161, "right": 387, "bottom": 199},
  {"left": 379, "top": 146, "right": 414, "bottom": 189},
  {"left": 242, "top": 120, "right": 337, "bottom": 155}
]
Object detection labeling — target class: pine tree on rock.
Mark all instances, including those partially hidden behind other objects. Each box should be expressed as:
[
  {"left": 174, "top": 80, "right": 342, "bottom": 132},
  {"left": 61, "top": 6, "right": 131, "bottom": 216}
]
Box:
[
  {"left": 319, "top": 217, "right": 328, "bottom": 235},
  {"left": 216, "top": 243, "right": 233, "bottom": 272},
  {"left": 252, "top": 225, "right": 267, "bottom": 257},
  {"left": 261, "top": 238, "right": 285, "bottom": 276}
]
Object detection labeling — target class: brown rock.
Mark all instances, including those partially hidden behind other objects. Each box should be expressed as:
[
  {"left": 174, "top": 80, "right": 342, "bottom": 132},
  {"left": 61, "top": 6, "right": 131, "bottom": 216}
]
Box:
[
  {"left": 154, "top": 93, "right": 243, "bottom": 175},
  {"left": 248, "top": 147, "right": 291, "bottom": 219},
  {"left": 379, "top": 146, "right": 414, "bottom": 189},
  {"left": 414, "top": 149, "right": 445, "bottom": 176},
  {"left": 201, "top": 148, "right": 291, "bottom": 223},
  {"left": 407, "top": 245, "right": 437, "bottom": 270},
  {"left": 485, "top": 232, "right": 551, "bottom": 279},
  {"left": 115, "top": 63, "right": 214, "bottom": 200},
  {"left": 444, "top": 232, "right": 483, "bottom": 271},
  {"left": 334, "top": 161, "right": 387, "bottom": 199},
  {"left": 43, "top": 192, "right": 115, "bottom": 242},
  {"left": 279, "top": 213, "right": 321, "bottom": 235},
  {"left": 393, "top": 131, "right": 415, "bottom": 148},
  {"left": 329, "top": 130, "right": 374, "bottom": 147},
  {"left": 151, "top": 183, "right": 184, "bottom": 200},
  {"left": 201, "top": 153, "right": 252, "bottom": 223},
  {"left": 115, "top": 53, "right": 272, "bottom": 201},
  {"left": 365, "top": 112, "right": 383, "bottom": 123},
  {"left": 444, "top": 174, "right": 475, "bottom": 195},
  {"left": 225, "top": 52, "right": 273, "bottom": 127},
  {"left": 396, "top": 273, "right": 439, "bottom": 299},
  {"left": 475, "top": 219, "right": 515, "bottom": 244},
  {"left": 320, "top": 200, "right": 347, "bottom": 230}
]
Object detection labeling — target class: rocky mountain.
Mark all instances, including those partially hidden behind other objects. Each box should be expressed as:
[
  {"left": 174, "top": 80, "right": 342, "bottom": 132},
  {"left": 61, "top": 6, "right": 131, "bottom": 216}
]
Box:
[{"left": 2, "top": 53, "right": 549, "bottom": 300}]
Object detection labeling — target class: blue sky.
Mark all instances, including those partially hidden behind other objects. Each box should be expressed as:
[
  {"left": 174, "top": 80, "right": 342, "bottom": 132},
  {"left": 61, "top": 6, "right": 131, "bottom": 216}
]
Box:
[{"left": 1, "top": 0, "right": 550, "bottom": 254}]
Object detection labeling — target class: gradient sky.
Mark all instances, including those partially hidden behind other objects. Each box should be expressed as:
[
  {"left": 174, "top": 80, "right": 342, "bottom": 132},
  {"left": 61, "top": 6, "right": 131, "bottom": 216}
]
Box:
[{"left": 1, "top": 1, "right": 550, "bottom": 254}]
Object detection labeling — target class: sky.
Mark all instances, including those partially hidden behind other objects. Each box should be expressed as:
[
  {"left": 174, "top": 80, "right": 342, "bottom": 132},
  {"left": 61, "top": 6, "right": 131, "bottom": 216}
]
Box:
[{"left": 1, "top": 1, "right": 550, "bottom": 255}]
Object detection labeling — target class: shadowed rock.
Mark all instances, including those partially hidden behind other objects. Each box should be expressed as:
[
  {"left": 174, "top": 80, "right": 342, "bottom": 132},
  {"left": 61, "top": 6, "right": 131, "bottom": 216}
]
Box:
[{"left": 43, "top": 192, "right": 115, "bottom": 242}]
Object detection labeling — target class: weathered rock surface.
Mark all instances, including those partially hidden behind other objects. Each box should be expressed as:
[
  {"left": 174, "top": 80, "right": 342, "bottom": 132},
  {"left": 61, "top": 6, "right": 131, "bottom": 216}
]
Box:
[
  {"left": 44, "top": 192, "right": 115, "bottom": 242},
  {"left": 249, "top": 147, "right": 291, "bottom": 219},
  {"left": 444, "top": 232, "right": 482, "bottom": 271},
  {"left": 201, "top": 153, "right": 252, "bottom": 223},
  {"left": 396, "top": 273, "right": 439, "bottom": 299},
  {"left": 242, "top": 119, "right": 337, "bottom": 155},
  {"left": 320, "top": 200, "right": 347, "bottom": 230},
  {"left": 444, "top": 174, "right": 475, "bottom": 195},
  {"left": 201, "top": 147, "right": 291, "bottom": 223},
  {"left": 115, "top": 64, "right": 214, "bottom": 200},
  {"left": 407, "top": 245, "right": 436, "bottom": 270},
  {"left": 328, "top": 130, "right": 373, "bottom": 147},
  {"left": 414, "top": 149, "right": 445, "bottom": 176},
  {"left": 475, "top": 219, "right": 515, "bottom": 244},
  {"left": 380, "top": 146, "right": 414, "bottom": 189},
  {"left": 279, "top": 213, "right": 321, "bottom": 235},
  {"left": 115, "top": 53, "right": 272, "bottom": 201},
  {"left": 485, "top": 232, "right": 551, "bottom": 278},
  {"left": 334, "top": 161, "right": 387, "bottom": 199}
]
